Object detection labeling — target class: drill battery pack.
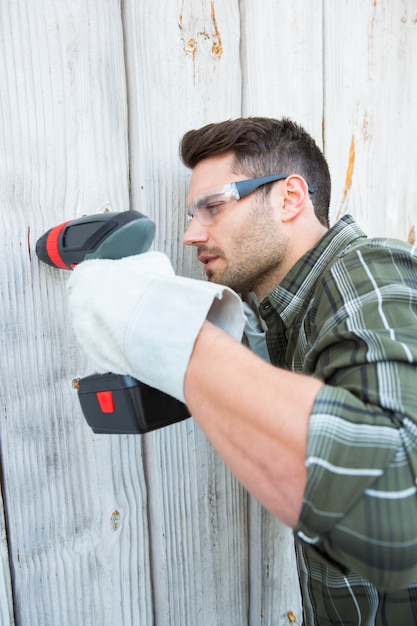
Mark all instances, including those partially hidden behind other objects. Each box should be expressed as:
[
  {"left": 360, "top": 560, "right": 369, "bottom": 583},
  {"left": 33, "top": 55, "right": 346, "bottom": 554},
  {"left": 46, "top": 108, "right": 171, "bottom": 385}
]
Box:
[{"left": 77, "top": 373, "right": 190, "bottom": 434}]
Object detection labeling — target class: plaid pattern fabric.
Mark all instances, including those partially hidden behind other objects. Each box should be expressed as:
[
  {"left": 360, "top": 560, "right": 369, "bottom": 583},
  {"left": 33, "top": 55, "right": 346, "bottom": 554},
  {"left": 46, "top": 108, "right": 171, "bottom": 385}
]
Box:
[{"left": 258, "top": 215, "right": 417, "bottom": 625}]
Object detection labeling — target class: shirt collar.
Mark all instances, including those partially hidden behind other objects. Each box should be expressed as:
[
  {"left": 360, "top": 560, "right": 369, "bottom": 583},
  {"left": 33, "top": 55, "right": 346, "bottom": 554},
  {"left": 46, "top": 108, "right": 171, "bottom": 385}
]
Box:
[{"left": 259, "top": 215, "right": 367, "bottom": 326}]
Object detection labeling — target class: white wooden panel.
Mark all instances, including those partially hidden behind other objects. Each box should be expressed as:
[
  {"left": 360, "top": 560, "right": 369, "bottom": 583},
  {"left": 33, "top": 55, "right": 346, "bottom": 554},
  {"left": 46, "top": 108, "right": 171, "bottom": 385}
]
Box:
[
  {"left": 240, "top": 0, "right": 324, "bottom": 145},
  {"left": 238, "top": 2, "right": 326, "bottom": 622},
  {"left": 323, "top": 0, "right": 417, "bottom": 239},
  {"left": 0, "top": 1, "right": 153, "bottom": 624},
  {"left": 248, "top": 499, "right": 301, "bottom": 626},
  {"left": 121, "top": 1, "right": 251, "bottom": 623},
  {"left": 122, "top": 0, "right": 242, "bottom": 276},
  {"left": 0, "top": 488, "right": 14, "bottom": 625}
]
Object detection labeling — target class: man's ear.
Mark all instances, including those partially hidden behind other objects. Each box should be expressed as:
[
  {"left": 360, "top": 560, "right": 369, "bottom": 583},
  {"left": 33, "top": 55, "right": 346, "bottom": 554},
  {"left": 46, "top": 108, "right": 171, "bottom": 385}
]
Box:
[{"left": 281, "top": 175, "right": 310, "bottom": 222}]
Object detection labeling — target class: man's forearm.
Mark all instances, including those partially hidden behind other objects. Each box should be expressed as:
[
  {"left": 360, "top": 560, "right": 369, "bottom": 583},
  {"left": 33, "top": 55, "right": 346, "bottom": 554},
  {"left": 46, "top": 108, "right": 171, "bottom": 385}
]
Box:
[{"left": 184, "top": 321, "right": 323, "bottom": 527}]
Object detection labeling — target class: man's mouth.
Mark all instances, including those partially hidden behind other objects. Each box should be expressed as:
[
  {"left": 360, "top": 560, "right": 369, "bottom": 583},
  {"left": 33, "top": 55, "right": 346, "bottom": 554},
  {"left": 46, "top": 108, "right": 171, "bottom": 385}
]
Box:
[{"left": 199, "top": 254, "right": 219, "bottom": 269}]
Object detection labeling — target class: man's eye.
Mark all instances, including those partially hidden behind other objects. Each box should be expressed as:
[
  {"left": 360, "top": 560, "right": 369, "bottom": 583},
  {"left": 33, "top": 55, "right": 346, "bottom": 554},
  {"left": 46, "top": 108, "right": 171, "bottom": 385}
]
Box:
[{"left": 205, "top": 202, "right": 224, "bottom": 215}]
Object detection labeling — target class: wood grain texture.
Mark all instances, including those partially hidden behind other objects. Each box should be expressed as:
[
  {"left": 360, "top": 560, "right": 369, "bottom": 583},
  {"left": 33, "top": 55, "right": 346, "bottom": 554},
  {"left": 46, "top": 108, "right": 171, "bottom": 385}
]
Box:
[
  {"left": 240, "top": 0, "right": 324, "bottom": 145},
  {"left": 323, "top": 0, "right": 417, "bottom": 237},
  {"left": 0, "top": 1, "right": 152, "bottom": 624},
  {"left": 239, "top": 2, "right": 325, "bottom": 621},
  {"left": 122, "top": 0, "right": 242, "bottom": 277},
  {"left": 122, "top": 1, "right": 250, "bottom": 623},
  {"left": 0, "top": 487, "right": 14, "bottom": 625}
]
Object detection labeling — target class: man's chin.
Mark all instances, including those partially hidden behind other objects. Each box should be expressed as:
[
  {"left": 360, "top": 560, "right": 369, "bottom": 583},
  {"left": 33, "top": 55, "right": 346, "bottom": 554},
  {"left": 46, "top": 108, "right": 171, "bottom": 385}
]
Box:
[{"left": 205, "top": 269, "right": 224, "bottom": 285}]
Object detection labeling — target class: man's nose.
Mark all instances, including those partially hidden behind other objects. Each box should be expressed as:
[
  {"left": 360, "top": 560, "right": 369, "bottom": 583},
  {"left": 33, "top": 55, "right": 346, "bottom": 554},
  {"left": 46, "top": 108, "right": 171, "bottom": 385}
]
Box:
[{"left": 183, "top": 217, "right": 209, "bottom": 246}]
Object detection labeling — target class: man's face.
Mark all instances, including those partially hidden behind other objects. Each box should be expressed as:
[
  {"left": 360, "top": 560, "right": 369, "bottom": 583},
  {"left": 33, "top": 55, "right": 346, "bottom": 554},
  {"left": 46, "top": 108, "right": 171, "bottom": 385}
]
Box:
[{"left": 183, "top": 153, "right": 289, "bottom": 297}]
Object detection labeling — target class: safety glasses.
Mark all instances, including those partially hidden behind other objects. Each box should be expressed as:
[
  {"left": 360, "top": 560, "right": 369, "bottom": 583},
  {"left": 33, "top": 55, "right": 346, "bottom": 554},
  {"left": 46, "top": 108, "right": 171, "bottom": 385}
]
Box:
[{"left": 187, "top": 174, "right": 316, "bottom": 225}]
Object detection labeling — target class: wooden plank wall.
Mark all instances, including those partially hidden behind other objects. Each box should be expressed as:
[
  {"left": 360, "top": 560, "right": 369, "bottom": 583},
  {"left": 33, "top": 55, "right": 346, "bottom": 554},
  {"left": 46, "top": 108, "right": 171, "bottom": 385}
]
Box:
[{"left": 1, "top": 1, "right": 416, "bottom": 625}]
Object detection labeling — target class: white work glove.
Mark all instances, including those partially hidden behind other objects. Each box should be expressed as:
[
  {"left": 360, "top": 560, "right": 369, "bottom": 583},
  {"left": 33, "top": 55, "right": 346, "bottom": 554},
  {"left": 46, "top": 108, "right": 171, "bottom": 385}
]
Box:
[
  {"left": 242, "top": 295, "right": 270, "bottom": 362},
  {"left": 67, "top": 251, "right": 245, "bottom": 402}
]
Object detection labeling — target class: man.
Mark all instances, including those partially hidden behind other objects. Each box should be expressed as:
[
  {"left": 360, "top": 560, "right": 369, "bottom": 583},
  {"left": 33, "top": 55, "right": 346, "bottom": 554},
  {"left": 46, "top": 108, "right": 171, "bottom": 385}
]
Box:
[{"left": 68, "top": 117, "right": 417, "bottom": 624}]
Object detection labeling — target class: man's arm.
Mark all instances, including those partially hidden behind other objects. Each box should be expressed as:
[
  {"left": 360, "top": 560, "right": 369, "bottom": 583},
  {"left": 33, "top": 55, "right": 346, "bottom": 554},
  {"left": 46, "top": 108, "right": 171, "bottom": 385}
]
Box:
[
  {"left": 66, "top": 245, "right": 417, "bottom": 587},
  {"left": 184, "top": 320, "right": 323, "bottom": 527}
]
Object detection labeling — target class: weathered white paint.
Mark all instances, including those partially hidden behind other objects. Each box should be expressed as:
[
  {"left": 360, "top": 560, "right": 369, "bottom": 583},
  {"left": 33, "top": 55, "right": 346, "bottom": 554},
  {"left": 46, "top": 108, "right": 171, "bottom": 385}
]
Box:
[
  {"left": 121, "top": 2, "right": 253, "bottom": 625},
  {"left": 1, "top": 1, "right": 417, "bottom": 625},
  {"left": 239, "top": 5, "right": 325, "bottom": 622},
  {"left": 240, "top": 0, "right": 324, "bottom": 139},
  {"left": 0, "top": 1, "right": 153, "bottom": 625},
  {"left": 0, "top": 491, "right": 14, "bottom": 625},
  {"left": 323, "top": 0, "right": 417, "bottom": 239}
]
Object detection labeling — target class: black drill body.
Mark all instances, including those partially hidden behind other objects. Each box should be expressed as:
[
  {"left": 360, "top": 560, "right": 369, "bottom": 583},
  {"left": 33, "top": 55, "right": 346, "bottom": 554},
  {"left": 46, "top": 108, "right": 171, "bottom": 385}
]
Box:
[{"left": 36, "top": 210, "right": 190, "bottom": 433}]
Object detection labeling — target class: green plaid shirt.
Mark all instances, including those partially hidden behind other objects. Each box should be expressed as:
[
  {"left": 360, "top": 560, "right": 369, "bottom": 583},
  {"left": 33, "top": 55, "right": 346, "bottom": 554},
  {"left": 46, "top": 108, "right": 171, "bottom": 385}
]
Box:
[{"left": 258, "top": 215, "right": 417, "bottom": 625}]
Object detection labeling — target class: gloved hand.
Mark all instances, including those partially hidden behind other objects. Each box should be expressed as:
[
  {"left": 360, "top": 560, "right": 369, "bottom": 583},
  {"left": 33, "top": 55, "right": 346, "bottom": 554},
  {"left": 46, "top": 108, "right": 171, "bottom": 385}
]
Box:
[{"left": 67, "top": 251, "right": 245, "bottom": 402}]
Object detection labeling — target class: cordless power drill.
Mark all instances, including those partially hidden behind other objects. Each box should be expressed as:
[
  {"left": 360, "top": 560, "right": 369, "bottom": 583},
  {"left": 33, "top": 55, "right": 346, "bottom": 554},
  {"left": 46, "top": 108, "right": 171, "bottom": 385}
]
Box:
[{"left": 36, "top": 210, "right": 190, "bottom": 434}]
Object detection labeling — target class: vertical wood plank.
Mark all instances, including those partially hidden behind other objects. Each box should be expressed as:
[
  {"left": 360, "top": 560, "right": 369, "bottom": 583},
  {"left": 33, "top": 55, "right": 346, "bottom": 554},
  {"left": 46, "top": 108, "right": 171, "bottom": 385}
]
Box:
[
  {"left": 240, "top": 0, "right": 325, "bottom": 144},
  {"left": 323, "top": 0, "right": 417, "bottom": 239},
  {"left": 0, "top": 1, "right": 154, "bottom": 624},
  {"left": 0, "top": 486, "right": 14, "bottom": 624},
  {"left": 248, "top": 499, "right": 301, "bottom": 626},
  {"left": 121, "top": 1, "right": 250, "bottom": 624},
  {"left": 239, "top": 2, "right": 325, "bottom": 623},
  {"left": 122, "top": 0, "right": 243, "bottom": 276}
]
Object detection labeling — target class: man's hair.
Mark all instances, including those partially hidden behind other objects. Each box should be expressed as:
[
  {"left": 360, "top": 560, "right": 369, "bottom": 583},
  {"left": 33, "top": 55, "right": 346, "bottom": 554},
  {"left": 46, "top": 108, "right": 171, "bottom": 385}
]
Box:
[{"left": 180, "top": 117, "right": 331, "bottom": 227}]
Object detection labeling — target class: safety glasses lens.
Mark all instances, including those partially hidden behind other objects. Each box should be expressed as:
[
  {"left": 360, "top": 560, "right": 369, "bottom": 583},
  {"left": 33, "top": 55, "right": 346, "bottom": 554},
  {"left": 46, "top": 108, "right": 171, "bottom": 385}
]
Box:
[{"left": 188, "top": 184, "right": 238, "bottom": 224}]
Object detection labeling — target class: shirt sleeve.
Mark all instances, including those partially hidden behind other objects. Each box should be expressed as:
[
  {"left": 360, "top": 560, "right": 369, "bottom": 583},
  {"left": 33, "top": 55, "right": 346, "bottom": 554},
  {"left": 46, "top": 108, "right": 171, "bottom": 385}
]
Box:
[{"left": 294, "top": 242, "right": 417, "bottom": 590}]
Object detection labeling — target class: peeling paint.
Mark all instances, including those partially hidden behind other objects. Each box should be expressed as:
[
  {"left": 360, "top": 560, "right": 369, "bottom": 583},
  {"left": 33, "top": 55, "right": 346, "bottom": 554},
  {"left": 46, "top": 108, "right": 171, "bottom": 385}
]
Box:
[
  {"left": 110, "top": 509, "right": 120, "bottom": 530},
  {"left": 210, "top": 2, "right": 223, "bottom": 58},
  {"left": 370, "top": 0, "right": 378, "bottom": 39},
  {"left": 362, "top": 111, "right": 371, "bottom": 141},
  {"left": 183, "top": 37, "right": 197, "bottom": 60},
  {"left": 336, "top": 135, "right": 355, "bottom": 219},
  {"left": 179, "top": 1, "right": 223, "bottom": 62}
]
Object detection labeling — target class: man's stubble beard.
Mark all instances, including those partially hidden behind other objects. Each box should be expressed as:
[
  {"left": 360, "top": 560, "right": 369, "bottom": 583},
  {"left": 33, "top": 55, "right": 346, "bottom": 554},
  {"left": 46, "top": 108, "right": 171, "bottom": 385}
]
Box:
[{"left": 206, "top": 204, "right": 288, "bottom": 296}]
